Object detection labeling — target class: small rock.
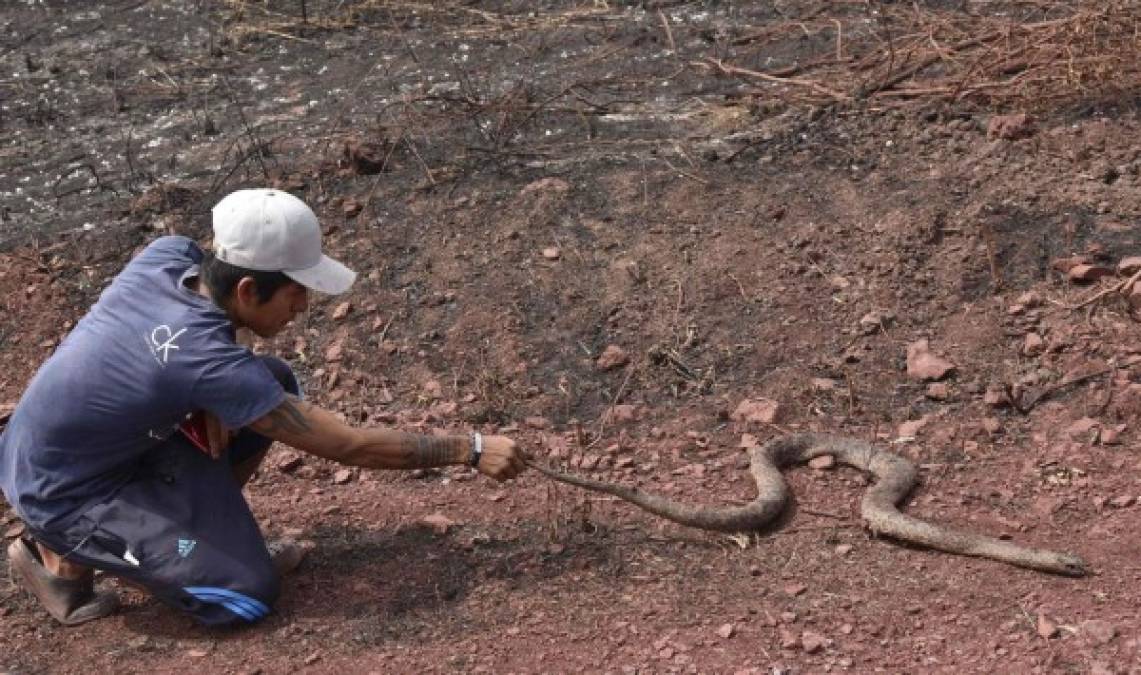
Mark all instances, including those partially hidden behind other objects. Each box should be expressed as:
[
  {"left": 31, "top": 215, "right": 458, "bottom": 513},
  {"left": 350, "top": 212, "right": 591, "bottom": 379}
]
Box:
[
  {"left": 739, "top": 433, "right": 759, "bottom": 448},
  {"left": 1050, "top": 256, "right": 1090, "bottom": 274},
  {"left": 897, "top": 416, "right": 929, "bottom": 439},
  {"left": 1080, "top": 619, "right": 1117, "bottom": 646},
  {"left": 811, "top": 377, "right": 837, "bottom": 392},
  {"left": 858, "top": 310, "right": 895, "bottom": 335},
  {"left": 324, "top": 342, "right": 344, "bottom": 362},
  {"left": 1067, "top": 417, "right": 1101, "bottom": 441},
  {"left": 342, "top": 200, "right": 362, "bottom": 218},
  {"left": 987, "top": 113, "right": 1034, "bottom": 140},
  {"left": 332, "top": 469, "right": 353, "bottom": 485},
  {"left": 731, "top": 398, "right": 781, "bottom": 424},
  {"left": 834, "top": 544, "right": 853, "bottom": 556},
  {"left": 1023, "top": 332, "right": 1045, "bottom": 356},
  {"left": 421, "top": 512, "right": 456, "bottom": 535},
  {"left": 983, "top": 386, "right": 1010, "bottom": 408},
  {"left": 801, "top": 631, "right": 826, "bottom": 654},
  {"left": 1016, "top": 291, "right": 1042, "bottom": 308},
  {"left": 1036, "top": 613, "right": 1059, "bottom": 639},
  {"left": 524, "top": 416, "right": 552, "bottom": 429},
  {"left": 596, "top": 345, "right": 630, "bottom": 371},
  {"left": 717, "top": 623, "right": 735, "bottom": 639},
  {"left": 905, "top": 339, "right": 956, "bottom": 381},
  {"left": 1067, "top": 264, "right": 1114, "bottom": 283},
  {"left": 1118, "top": 256, "right": 1141, "bottom": 275},
  {"left": 925, "top": 383, "right": 950, "bottom": 400},
  {"left": 608, "top": 404, "right": 638, "bottom": 423},
  {"left": 982, "top": 417, "right": 1003, "bottom": 434},
  {"left": 277, "top": 454, "right": 304, "bottom": 473},
  {"left": 1109, "top": 495, "right": 1135, "bottom": 508},
  {"left": 783, "top": 582, "right": 807, "bottom": 597},
  {"left": 187, "top": 649, "right": 210, "bottom": 658},
  {"left": 332, "top": 301, "right": 352, "bottom": 321},
  {"left": 541, "top": 247, "right": 561, "bottom": 260},
  {"left": 808, "top": 455, "right": 835, "bottom": 470},
  {"left": 779, "top": 628, "right": 799, "bottom": 650}
]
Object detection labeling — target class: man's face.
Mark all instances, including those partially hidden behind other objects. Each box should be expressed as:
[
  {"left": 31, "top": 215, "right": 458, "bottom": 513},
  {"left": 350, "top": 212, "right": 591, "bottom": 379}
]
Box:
[{"left": 235, "top": 279, "right": 309, "bottom": 338}]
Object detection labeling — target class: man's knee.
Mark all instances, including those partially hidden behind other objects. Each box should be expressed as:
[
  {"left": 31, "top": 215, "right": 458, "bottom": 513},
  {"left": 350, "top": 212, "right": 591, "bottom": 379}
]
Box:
[{"left": 176, "top": 564, "right": 280, "bottom": 627}]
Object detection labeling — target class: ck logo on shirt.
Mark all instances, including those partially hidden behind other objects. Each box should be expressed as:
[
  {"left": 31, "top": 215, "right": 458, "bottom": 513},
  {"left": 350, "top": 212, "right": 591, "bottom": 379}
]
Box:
[{"left": 147, "top": 324, "right": 187, "bottom": 365}]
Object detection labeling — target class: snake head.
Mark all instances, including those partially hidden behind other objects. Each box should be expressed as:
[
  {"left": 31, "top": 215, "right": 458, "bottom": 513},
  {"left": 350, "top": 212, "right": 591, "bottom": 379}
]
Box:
[{"left": 1052, "top": 553, "right": 1090, "bottom": 577}]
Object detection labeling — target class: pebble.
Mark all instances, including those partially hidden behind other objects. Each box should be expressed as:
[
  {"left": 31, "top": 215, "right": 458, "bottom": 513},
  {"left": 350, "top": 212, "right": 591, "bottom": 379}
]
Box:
[
  {"left": 801, "top": 631, "right": 826, "bottom": 654},
  {"left": 541, "top": 247, "right": 561, "bottom": 260},
  {"left": 905, "top": 339, "right": 955, "bottom": 381},
  {"left": 783, "top": 583, "right": 807, "bottom": 597},
  {"left": 331, "top": 301, "right": 351, "bottom": 321},
  {"left": 808, "top": 455, "right": 835, "bottom": 470},
  {"left": 1080, "top": 619, "right": 1117, "bottom": 646},
  {"left": 332, "top": 469, "right": 353, "bottom": 485},
  {"left": 1036, "top": 613, "right": 1059, "bottom": 639},
  {"left": 717, "top": 623, "right": 735, "bottom": 639},
  {"left": 731, "top": 398, "right": 781, "bottom": 424},
  {"left": 596, "top": 345, "right": 630, "bottom": 371}
]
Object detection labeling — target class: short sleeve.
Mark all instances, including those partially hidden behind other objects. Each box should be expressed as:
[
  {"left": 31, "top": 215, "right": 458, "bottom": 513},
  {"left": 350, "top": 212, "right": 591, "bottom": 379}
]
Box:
[{"left": 190, "top": 350, "right": 286, "bottom": 430}]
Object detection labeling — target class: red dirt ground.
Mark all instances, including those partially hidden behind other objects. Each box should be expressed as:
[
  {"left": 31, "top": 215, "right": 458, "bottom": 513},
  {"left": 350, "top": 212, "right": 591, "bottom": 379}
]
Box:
[{"left": 1, "top": 2, "right": 1139, "bottom": 673}]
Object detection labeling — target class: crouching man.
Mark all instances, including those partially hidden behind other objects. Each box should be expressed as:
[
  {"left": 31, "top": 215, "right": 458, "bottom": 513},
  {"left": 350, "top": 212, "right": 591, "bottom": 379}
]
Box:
[{"left": 0, "top": 188, "right": 526, "bottom": 626}]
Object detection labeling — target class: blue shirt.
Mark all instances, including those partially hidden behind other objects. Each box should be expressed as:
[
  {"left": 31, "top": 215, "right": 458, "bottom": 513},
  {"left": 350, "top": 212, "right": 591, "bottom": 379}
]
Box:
[{"left": 0, "top": 236, "right": 285, "bottom": 531}]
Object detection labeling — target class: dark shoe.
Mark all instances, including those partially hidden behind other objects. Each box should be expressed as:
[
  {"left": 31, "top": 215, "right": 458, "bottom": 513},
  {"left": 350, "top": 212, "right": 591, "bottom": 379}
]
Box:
[{"left": 7, "top": 537, "right": 119, "bottom": 626}]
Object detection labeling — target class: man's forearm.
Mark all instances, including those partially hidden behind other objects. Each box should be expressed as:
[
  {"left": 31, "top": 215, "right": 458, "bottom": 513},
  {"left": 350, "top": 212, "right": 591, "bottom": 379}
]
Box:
[
  {"left": 344, "top": 428, "right": 472, "bottom": 470},
  {"left": 249, "top": 395, "right": 472, "bottom": 470}
]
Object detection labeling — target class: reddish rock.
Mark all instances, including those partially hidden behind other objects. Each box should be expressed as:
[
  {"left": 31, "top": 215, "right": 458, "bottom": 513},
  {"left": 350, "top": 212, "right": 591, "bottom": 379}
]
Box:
[
  {"left": 1080, "top": 619, "right": 1117, "bottom": 646},
  {"left": 835, "top": 544, "right": 853, "bottom": 556},
  {"left": 1118, "top": 256, "right": 1141, "bottom": 275},
  {"left": 731, "top": 398, "right": 781, "bottom": 424},
  {"left": 739, "top": 433, "right": 759, "bottom": 448},
  {"left": 1109, "top": 495, "right": 1135, "bottom": 508},
  {"left": 801, "top": 631, "right": 827, "bottom": 654},
  {"left": 277, "top": 453, "right": 304, "bottom": 473},
  {"left": 716, "top": 623, "right": 735, "bottom": 639},
  {"left": 421, "top": 512, "right": 456, "bottom": 535},
  {"left": 324, "top": 341, "right": 344, "bottom": 362},
  {"left": 541, "top": 247, "right": 561, "bottom": 260},
  {"left": 808, "top": 455, "right": 835, "bottom": 470},
  {"left": 1067, "top": 417, "right": 1101, "bottom": 441},
  {"left": 1023, "top": 332, "right": 1045, "bottom": 356},
  {"left": 342, "top": 199, "right": 362, "bottom": 218},
  {"left": 987, "top": 113, "right": 1035, "bottom": 140},
  {"left": 1036, "top": 613, "right": 1059, "bottom": 639},
  {"left": 1067, "top": 264, "right": 1113, "bottom": 283},
  {"left": 783, "top": 582, "right": 807, "bottom": 597},
  {"left": 982, "top": 417, "right": 1003, "bottom": 435},
  {"left": 520, "top": 177, "right": 571, "bottom": 196},
  {"left": 897, "top": 416, "right": 930, "bottom": 439},
  {"left": 524, "top": 416, "right": 552, "bottom": 429},
  {"left": 332, "top": 301, "right": 352, "bottom": 321},
  {"left": 925, "top": 383, "right": 950, "bottom": 400},
  {"left": 1051, "top": 256, "right": 1090, "bottom": 274},
  {"left": 906, "top": 339, "right": 955, "bottom": 381},
  {"left": 332, "top": 469, "right": 353, "bottom": 485},
  {"left": 983, "top": 386, "right": 1010, "bottom": 408},
  {"left": 811, "top": 377, "right": 838, "bottom": 391},
  {"left": 596, "top": 345, "right": 630, "bottom": 371},
  {"left": 607, "top": 404, "right": 638, "bottom": 423},
  {"left": 779, "top": 628, "right": 799, "bottom": 649}
]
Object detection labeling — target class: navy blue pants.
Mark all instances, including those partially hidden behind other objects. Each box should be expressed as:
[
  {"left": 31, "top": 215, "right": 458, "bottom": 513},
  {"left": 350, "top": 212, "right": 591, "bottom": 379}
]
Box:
[{"left": 30, "top": 356, "right": 299, "bottom": 627}]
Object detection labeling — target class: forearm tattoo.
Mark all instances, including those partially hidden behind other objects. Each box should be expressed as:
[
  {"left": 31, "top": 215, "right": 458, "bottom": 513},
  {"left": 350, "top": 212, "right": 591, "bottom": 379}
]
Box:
[
  {"left": 406, "top": 434, "right": 465, "bottom": 468},
  {"left": 255, "top": 395, "right": 312, "bottom": 437}
]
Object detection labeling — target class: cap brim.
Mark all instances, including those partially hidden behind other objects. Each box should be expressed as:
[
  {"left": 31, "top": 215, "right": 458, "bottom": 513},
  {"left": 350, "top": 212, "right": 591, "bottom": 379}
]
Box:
[{"left": 284, "top": 255, "right": 357, "bottom": 295}]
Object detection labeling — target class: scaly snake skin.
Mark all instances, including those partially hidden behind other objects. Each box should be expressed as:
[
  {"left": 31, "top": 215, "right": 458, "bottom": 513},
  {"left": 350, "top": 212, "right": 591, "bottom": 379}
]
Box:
[{"left": 529, "top": 433, "right": 1088, "bottom": 577}]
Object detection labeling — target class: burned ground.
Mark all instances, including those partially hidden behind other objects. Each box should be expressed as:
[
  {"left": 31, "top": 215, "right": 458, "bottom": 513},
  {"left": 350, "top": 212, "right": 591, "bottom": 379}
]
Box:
[{"left": 1, "top": 1, "right": 1140, "bottom": 673}]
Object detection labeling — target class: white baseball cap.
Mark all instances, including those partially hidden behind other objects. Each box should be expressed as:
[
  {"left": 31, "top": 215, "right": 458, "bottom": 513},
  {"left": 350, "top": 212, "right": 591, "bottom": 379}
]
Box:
[{"left": 211, "top": 188, "right": 356, "bottom": 295}]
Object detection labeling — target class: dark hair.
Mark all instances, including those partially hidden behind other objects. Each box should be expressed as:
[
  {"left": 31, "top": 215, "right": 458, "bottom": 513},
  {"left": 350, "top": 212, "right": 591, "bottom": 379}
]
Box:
[{"left": 200, "top": 252, "right": 295, "bottom": 304}]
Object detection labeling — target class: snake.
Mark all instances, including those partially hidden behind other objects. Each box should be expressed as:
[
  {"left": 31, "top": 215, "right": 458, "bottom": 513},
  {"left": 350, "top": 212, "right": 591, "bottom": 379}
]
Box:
[{"left": 528, "top": 433, "right": 1088, "bottom": 577}]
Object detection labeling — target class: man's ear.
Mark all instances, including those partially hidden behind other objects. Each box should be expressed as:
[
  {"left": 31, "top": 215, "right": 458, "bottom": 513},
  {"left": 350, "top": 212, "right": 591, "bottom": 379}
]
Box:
[{"left": 234, "top": 276, "right": 260, "bottom": 306}]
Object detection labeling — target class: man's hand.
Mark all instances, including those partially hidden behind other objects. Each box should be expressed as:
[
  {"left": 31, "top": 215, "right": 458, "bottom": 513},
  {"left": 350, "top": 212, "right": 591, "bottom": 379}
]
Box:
[
  {"left": 475, "top": 435, "right": 527, "bottom": 482},
  {"left": 204, "top": 411, "right": 233, "bottom": 459}
]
